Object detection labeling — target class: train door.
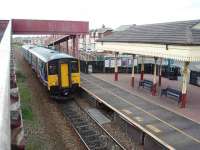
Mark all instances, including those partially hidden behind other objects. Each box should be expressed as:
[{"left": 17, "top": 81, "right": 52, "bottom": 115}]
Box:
[{"left": 60, "top": 63, "right": 70, "bottom": 88}]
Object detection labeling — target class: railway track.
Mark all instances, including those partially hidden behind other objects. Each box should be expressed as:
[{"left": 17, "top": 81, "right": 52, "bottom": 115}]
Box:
[{"left": 60, "top": 99, "right": 125, "bottom": 150}]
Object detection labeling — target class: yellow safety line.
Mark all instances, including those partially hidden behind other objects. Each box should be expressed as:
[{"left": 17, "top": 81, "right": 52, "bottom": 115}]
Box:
[
  {"left": 122, "top": 109, "right": 132, "bottom": 114},
  {"left": 134, "top": 116, "right": 143, "bottom": 122},
  {"left": 146, "top": 124, "right": 162, "bottom": 133},
  {"left": 81, "top": 76, "right": 200, "bottom": 144}
]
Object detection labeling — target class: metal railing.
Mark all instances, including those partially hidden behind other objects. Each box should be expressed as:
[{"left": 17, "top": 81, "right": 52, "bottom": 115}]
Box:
[{"left": 0, "top": 20, "right": 11, "bottom": 150}]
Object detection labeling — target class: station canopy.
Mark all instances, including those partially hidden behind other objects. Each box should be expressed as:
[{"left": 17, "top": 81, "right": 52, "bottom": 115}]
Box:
[{"left": 96, "top": 20, "right": 200, "bottom": 62}]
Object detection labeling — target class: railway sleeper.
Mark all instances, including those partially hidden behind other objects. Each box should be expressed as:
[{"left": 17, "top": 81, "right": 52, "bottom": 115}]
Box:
[
  {"left": 77, "top": 125, "right": 90, "bottom": 131},
  {"left": 63, "top": 110, "right": 77, "bottom": 116},
  {"left": 80, "top": 129, "right": 96, "bottom": 135},
  {"left": 73, "top": 120, "right": 87, "bottom": 126},
  {"left": 88, "top": 142, "right": 105, "bottom": 150},
  {"left": 88, "top": 141, "right": 101, "bottom": 147},
  {"left": 72, "top": 118, "right": 84, "bottom": 123},
  {"left": 70, "top": 116, "right": 81, "bottom": 120},
  {"left": 77, "top": 127, "right": 90, "bottom": 134},
  {"left": 83, "top": 133, "right": 99, "bottom": 139},
  {"left": 64, "top": 108, "right": 76, "bottom": 113},
  {"left": 84, "top": 135, "right": 100, "bottom": 142},
  {"left": 75, "top": 122, "right": 88, "bottom": 127},
  {"left": 62, "top": 111, "right": 76, "bottom": 117},
  {"left": 91, "top": 146, "right": 107, "bottom": 150},
  {"left": 87, "top": 139, "right": 102, "bottom": 146}
]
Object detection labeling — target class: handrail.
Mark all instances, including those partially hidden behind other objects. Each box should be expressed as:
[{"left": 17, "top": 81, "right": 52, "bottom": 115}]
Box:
[{"left": 0, "top": 20, "right": 11, "bottom": 150}]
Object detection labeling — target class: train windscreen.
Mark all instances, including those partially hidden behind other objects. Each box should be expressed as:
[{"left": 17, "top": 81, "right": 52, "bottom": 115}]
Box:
[
  {"left": 71, "top": 60, "right": 79, "bottom": 73},
  {"left": 48, "top": 61, "right": 58, "bottom": 75}
]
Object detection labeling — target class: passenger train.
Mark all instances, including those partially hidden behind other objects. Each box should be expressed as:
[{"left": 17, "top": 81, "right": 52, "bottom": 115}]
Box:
[{"left": 22, "top": 45, "right": 80, "bottom": 99}]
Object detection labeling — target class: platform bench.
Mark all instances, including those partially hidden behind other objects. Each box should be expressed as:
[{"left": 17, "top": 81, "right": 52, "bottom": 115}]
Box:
[
  {"left": 139, "top": 79, "right": 153, "bottom": 91},
  {"left": 161, "top": 87, "right": 182, "bottom": 103}
]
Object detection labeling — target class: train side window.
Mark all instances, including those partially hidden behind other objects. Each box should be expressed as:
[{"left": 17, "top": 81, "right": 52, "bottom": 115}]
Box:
[
  {"left": 71, "top": 61, "right": 78, "bottom": 73},
  {"left": 44, "top": 65, "right": 47, "bottom": 80},
  {"left": 49, "top": 63, "right": 58, "bottom": 75}
]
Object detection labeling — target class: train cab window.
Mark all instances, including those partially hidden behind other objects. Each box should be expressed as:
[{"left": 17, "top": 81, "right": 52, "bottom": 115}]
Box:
[
  {"left": 48, "top": 63, "right": 58, "bottom": 75},
  {"left": 71, "top": 61, "right": 79, "bottom": 73}
]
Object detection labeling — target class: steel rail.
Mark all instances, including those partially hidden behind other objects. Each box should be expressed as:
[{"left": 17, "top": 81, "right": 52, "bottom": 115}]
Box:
[
  {"left": 61, "top": 103, "right": 91, "bottom": 150},
  {"left": 60, "top": 100, "right": 125, "bottom": 150},
  {"left": 75, "top": 99, "right": 126, "bottom": 150}
]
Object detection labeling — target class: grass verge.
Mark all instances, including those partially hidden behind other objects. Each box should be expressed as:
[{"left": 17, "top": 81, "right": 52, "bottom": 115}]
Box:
[{"left": 16, "top": 70, "right": 34, "bottom": 121}]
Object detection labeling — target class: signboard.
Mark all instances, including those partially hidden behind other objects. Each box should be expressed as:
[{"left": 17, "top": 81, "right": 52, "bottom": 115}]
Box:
[
  {"left": 110, "top": 59, "right": 115, "bottom": 68},
  {"left": 104, "top": 59, "right": 110, "bottom": 67},
  {"left": 128, "top": 59, "right": 133, "bottom": 67},
  {"left": 117, "top": 59, "right": 121, "bottom": 67},
  {"left": 121, "top": 58, "right": 128, "bottom": 67},
  {"left": 88, "top": 65, "right": 93, "bottom": 73}
]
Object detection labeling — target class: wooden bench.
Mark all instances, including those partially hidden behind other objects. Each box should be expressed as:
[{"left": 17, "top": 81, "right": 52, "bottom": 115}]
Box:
[
  {"left": 139, "top": 79, "right": 153, "bottom": 91},
  {"left": 161, "top": 87, "right": 182, "bottom": 103}
]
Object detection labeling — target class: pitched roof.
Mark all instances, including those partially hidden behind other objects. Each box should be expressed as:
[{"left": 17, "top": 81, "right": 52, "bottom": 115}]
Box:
[
  {"left": 97, "top": 27, "right": 112, "bottom": 33},
  {"left": 115, "top": 24, "right": 136, "bottom": 31},
  {"left": 97, "top": 20, "right": 200, "bottom": 45},
  {"left": 90, "top": 27, "right": 112, "bottom": 33},
  {"left": 0, "top": 32, "right": 4, "bottom": 42}
]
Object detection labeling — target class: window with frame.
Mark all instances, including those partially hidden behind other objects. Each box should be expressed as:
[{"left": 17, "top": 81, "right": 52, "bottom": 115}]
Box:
[
  {"left": 48, "top": 62, "right": 58, "bottom": 75},
  {"left": 71, "top": 60, "right": 79, "bottom": 73}
]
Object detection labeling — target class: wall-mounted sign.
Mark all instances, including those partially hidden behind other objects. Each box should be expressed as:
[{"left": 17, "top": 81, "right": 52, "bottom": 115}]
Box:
[{"left": 105, "top": 59, "right": 110, "bottom": 67}]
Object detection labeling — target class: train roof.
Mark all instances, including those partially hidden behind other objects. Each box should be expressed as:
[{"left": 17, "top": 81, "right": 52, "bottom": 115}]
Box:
[{"left": 22, "top": 45, "right": 74, "bottom": 62}]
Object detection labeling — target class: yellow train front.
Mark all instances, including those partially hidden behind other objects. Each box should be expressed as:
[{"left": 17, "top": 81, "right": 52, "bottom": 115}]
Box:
[{"left": 22, "top": 45, "right": 80, "bottom": 99}]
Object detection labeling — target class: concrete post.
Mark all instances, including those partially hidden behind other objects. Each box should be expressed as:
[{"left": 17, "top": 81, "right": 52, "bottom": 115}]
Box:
[
  {"left": 114, "top": 52, "right": 119, "bottom": 81},
  {"left": 181, "top": 61, "right": 190, "bottom": 108},
  {"left": 131, "top": 54, "right": 136, "bottom": 87},
  {"left": 152, "top": 57, "right": 157, "bottom": 96},
  {"left": 140, "top": 56, "right": 144, "bottom": 80},
  {"left": 159, "top": 58, "right": 162, "bottom": 86}
]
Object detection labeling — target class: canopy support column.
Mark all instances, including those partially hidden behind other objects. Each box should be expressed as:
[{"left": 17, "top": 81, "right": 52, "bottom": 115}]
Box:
[
  {"left": 58, "top": 43, "right": 60, "bottom": 52},
  {"left": 159, "top": 58, "right": 162, "bottom": 86},
  {"left": 114, "top": 52, "right": 119, "bottom": 81},
  {"left": 131, "top": 54, "right": 136, "bottom": 87},
  {"left": 72, "top": 35, "right": 76, "bottom": 57},
  {"left": 152, "top": 57, "right": 157, "bottom": 96},
  {"left": 181, "top": 61, "right": 190, "bottom": 108},
  {"left": 76, "top": 35, "right": 80, "bottom": 59},
  {"left": 140, "top": 56, "right": 144, "bottom": 80},
  {"left": 66, "top": 37, "right": 69, "bottom": 54}
]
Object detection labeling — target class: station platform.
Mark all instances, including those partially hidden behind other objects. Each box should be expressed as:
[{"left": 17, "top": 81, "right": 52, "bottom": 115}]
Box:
[
  {"left": 92, "top": 73, "right": 200, "bottom": 123},
  {"left": 81, "top": 73, "right": 200, "bottom": 150}
]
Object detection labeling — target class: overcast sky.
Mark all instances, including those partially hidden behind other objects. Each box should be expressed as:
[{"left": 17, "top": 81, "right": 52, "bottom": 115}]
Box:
[{"left": 1, "top": 0, "right": 200, "bottom": 29}]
